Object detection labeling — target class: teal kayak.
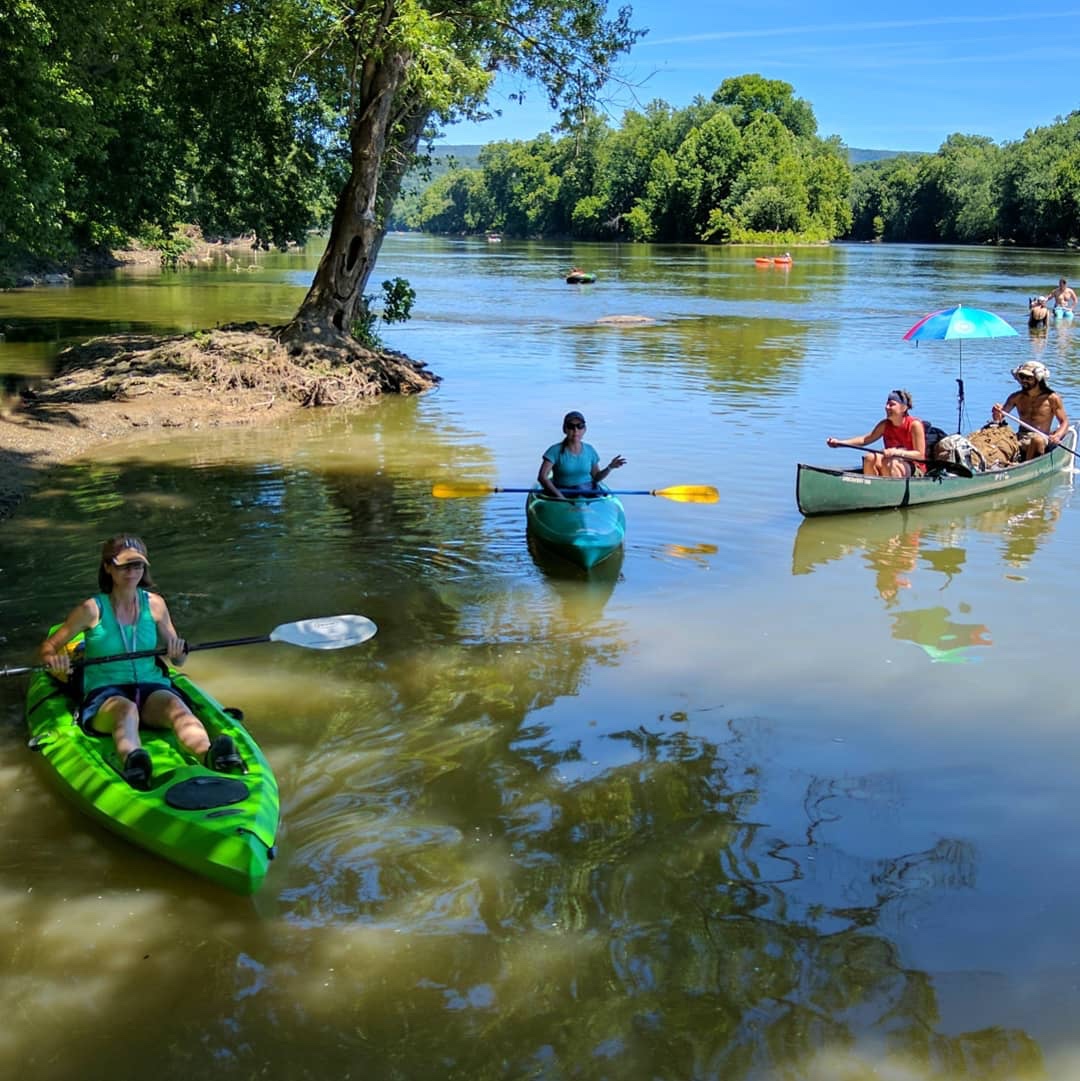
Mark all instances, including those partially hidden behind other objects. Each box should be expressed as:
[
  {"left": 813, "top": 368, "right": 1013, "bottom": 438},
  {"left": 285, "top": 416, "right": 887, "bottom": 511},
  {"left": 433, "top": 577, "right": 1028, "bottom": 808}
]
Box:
[
  {"left": 525, "top": 488, "right": 626, "bottom": 568},
  {"left": 26, "top": 637, "right": 279, "bottom": 895}
]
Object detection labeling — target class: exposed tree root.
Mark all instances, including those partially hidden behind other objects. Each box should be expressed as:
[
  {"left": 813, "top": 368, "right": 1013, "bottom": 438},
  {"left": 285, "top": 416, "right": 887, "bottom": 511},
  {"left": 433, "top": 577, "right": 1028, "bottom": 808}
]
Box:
[{"left": 0, "top": 323, "right": 440, "bottom": 520}]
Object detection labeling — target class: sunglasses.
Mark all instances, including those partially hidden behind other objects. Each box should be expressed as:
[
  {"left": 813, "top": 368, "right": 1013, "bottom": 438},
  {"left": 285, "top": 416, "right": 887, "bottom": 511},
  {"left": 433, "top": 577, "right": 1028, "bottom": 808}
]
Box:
[
  {"left": 565, "top": 422, "right": 585, "bottom": 430},
  {"left": 114, "top": 561, "right": 147, "bottom": 573}
]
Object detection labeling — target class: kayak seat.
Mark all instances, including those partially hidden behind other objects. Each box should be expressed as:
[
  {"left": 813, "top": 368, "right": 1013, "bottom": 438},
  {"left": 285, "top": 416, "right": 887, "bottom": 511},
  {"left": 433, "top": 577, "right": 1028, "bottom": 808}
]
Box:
[{"left": 165, "top": 776, "right": 250, "bottom": 811}]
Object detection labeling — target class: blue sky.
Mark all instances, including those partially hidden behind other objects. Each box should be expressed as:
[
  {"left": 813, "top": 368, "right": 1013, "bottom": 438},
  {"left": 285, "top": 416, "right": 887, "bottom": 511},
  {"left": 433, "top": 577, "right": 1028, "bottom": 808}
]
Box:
[{"left": 443, "top": 1, "right": 1080, "bottom": 152}]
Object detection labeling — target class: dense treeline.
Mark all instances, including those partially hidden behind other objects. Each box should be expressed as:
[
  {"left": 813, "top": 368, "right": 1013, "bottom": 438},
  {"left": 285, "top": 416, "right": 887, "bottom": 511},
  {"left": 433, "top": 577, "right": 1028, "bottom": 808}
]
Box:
[
  {"left": 4, "top": 0, "right": 1077, "bottom": 282},
  {"left": 398, "top": 74, "right": 853, "bottom": 244},
  {"left": 847, "top": 116, "right": 1080, "bottom": 246},
  {"left": 400, "top": 92, "right": 1080, "bottom": 249}
]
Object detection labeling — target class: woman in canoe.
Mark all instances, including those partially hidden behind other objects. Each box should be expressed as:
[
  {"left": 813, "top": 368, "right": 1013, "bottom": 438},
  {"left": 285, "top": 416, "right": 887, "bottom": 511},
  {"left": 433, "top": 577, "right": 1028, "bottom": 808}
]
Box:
[
  {"left": 38, "top": 534, "right": 242, "bottom": 790},
  {"left": 826, "top": 389, "right": 928, "bottom": 477},
  {"left": 538, "top": 410, "right": 627, "bottom": 499}
]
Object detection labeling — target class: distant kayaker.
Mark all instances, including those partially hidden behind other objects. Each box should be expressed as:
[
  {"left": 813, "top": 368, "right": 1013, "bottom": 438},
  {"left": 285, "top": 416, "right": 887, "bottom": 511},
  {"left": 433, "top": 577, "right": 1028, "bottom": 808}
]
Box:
[
  {"left": 1047, "top": 278, "right": 1077, "bottom": 312},
  {"left": 991, "top": 361, "right": 1069, "bottom": 460},
  {"left": 38, "top": 533, "right": 243, "bottom": 790},
  {"left": 826, "top": 389, "right": 928, "bottom": 477},
  {"left": 538, "top": 410, "right": 626, "bottom": 500}
]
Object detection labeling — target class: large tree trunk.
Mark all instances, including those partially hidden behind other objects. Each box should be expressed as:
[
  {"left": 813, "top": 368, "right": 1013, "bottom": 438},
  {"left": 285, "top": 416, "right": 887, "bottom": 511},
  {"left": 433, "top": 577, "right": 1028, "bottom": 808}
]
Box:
[{"left": 282, "top": 34, "right": 422, "bottom": 348}]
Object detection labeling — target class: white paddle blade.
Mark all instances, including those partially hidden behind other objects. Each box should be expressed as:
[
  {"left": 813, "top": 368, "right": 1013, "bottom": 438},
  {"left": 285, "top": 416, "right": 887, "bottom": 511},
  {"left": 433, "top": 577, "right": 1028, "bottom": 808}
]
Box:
[{"left": 270, "top": 614, "right": 378, "bottom": 650}]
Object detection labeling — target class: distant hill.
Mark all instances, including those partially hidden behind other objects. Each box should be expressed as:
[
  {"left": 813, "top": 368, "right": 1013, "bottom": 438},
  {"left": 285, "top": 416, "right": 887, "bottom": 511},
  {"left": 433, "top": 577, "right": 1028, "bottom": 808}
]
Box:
[
  {"left": 847, "top": 147, "right": 917, "bottom": 164},
  {"left": 424, "top": 144, "right": 483, "bottom": 171},
  {"left": 390, "top": 146, "right": 484, "bottom": 229},
  {"left": 434, "top": 142, "right": 911, "bottom": 167}
]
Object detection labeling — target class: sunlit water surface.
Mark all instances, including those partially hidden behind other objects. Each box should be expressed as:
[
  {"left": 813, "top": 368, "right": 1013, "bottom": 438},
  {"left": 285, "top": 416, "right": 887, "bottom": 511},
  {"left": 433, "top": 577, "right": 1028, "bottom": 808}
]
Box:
[{"left": 2, "top": 238, "right": 1080, "bottom": 1079}]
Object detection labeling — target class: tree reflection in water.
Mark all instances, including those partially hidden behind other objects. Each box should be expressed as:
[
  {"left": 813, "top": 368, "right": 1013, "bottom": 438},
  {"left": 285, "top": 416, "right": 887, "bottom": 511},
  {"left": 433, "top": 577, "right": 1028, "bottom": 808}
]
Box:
[
  {"left": 282, "top": 472, "right": 1044, "bottom": 1078},
  {"left": 0, "top": 436, "right": 1055, "bottom": 1081}
]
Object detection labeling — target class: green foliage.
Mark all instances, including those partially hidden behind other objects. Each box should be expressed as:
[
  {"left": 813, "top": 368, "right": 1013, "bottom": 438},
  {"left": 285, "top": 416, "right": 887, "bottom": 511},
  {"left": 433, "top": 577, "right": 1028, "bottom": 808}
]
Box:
[
  {"left": 135, "top": 222, "right": 194, "bottom": 268},
  {"left": 0, "top": 0, "right": 346, "bottom": 268},
  {"left": 406, "top": 76, "right": 853, "bottom": 247},
  {"left": 713, "top": 73, "right": 818, "bottom": 138},
  {"left": 848, "top": 114, "right": 1080, "bottom": 245},
  {"left": 380, "top": 277, "right": 416, "bottom": 325},
  {"left": 391, "top": 146, "right": 483, "bottom": 229},
  {"left": 351, "top": 277, "right": 416, "bottom": 349}
]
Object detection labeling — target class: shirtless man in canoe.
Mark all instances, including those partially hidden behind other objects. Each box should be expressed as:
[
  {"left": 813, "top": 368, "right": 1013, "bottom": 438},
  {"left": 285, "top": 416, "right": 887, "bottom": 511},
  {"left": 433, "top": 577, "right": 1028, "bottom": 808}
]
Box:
[{"left": 992, "top": 361, "right": 1069, "bottom": 460}]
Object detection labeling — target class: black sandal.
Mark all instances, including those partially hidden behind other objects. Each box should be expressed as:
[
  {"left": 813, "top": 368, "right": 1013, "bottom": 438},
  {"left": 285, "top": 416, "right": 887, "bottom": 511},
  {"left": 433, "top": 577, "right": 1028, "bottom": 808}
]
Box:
[
  {"left": 122, "top": 748, "right": 152, "bottom": 791},
  {"left": 204, "top": 734, "right": 242, "bottom": 773}
]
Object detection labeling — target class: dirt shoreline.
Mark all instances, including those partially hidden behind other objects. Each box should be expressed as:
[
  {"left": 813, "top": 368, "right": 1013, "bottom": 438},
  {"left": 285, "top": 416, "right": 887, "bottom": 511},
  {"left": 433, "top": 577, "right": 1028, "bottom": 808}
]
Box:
[{"left": 0, "top": 323, "right": 440, "bottom": 520}]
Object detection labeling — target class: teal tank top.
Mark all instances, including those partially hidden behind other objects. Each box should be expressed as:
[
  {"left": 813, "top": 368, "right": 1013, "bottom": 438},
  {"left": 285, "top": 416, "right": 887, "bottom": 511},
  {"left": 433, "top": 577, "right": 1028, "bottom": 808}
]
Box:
[{"left": 82, "top": 590, "right": 170, "bottom": 695}]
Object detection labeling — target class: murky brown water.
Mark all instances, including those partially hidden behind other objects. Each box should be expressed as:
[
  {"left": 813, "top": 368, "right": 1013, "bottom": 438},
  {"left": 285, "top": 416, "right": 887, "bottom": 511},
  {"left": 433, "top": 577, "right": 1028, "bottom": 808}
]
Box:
[{"left": 2, "top": 239, "right": 1080, "bottom": 1079}]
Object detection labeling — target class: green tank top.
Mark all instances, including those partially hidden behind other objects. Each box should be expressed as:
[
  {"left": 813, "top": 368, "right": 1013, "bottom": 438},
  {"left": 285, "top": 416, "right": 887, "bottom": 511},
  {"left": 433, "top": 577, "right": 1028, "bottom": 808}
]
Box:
[{"left": 82, "top": 590, "right": 170, "bottom": 695}]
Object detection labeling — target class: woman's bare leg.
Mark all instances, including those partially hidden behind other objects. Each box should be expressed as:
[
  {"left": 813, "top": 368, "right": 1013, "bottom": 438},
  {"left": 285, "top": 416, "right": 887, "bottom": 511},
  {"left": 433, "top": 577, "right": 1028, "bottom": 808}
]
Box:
[{"left": 141, "top": 689, "right": 211, "bottom": 758}]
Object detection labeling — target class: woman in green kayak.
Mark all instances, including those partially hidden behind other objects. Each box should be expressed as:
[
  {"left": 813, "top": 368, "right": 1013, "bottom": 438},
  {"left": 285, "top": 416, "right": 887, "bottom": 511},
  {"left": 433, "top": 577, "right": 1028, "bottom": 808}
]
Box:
[
  {"left": 38, "top": 534, "right": 242, "bottom": 790},
  {"left": 538, "top": 410, "right": 626, "bottom": 499}
]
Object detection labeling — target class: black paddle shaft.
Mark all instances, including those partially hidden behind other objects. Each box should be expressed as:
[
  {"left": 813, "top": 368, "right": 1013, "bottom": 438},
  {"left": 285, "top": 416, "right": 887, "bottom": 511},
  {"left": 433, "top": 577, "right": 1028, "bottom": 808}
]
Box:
[
  {"left": 830, "top": 444, "right": 972, "bottom": 479},
  {"left": 75, "top": 633, "right": 273, "bottom": 669}
]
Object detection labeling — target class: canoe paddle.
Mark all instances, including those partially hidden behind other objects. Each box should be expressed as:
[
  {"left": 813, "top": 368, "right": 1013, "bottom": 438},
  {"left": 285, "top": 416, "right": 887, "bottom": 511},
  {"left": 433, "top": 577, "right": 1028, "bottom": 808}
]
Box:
[
  {"left": 0, "top": 614, "right": 378, "bottom": 678},
  {"left": 995, "top": 413, "right": 1080, "bottom": 461},
  {"left": 828, "top": 444, "right": 973, "bottom": 479},
  {"left": 431, "top": 483, "right": 719, "bottom": 504}
]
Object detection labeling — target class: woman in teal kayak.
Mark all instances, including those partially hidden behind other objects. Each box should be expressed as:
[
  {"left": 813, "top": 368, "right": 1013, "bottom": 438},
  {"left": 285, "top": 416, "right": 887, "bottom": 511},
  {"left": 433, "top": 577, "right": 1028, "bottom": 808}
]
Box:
[
  {"left": 37, "top": 534, "right": 242, "bottom": 790},
  {"left": 538, "top": 410, "right": 627, "bottom": 499}
]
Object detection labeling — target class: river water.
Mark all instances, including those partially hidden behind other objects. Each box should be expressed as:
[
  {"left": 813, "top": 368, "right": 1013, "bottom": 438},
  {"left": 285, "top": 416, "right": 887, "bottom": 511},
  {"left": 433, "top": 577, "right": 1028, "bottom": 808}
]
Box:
[{"left": 1, "top": 238, "right": 1079, "bottom": 1079}]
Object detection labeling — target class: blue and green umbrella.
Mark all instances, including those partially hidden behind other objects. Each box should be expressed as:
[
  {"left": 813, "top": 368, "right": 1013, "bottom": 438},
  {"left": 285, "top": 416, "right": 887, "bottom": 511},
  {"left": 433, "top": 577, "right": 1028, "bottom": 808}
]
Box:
[{"left": 903, "top": 304, "right": 1018, "bottom": 432}]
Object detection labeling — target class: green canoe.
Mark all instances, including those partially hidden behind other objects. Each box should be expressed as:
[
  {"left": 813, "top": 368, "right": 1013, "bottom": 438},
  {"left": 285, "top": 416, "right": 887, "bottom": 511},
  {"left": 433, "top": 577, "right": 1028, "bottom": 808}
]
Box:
[
  {"left": 26, "top": 645, "right": 279, "bottom": 895},
  {"left": 525, "top": 488, "right": 626, "bottom": 569},
  {"left": 797, "top": 436, "right": 1076, "bottom": 517}
]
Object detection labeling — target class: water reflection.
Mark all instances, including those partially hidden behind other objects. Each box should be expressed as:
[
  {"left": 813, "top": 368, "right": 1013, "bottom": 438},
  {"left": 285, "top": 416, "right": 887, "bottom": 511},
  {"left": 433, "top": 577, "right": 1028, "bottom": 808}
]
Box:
[
  {"left": 1029, "top": 313, "right": 1076, "bottom": 370},
  {"left": 890, "top": 606, "right": 992, "bottom": 663},
  {"left": 792, "top": 485, "right": 1066, "bottom": 663}
]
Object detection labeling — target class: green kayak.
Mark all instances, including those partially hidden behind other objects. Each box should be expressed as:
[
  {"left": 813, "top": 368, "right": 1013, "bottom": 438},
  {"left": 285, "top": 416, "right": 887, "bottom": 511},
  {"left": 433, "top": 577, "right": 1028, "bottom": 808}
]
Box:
[
  {"left": 526, "top": 488, "right": 626, "bottom": 569},
  {"left": 26, "top": 643, "right": 279, "bottom": 895}
]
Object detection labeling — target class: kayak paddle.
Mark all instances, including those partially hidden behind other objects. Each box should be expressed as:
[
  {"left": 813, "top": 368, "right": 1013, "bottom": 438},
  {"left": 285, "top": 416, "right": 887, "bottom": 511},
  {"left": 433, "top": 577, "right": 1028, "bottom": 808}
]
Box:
[
  {"left": 0, "top": 614, "right": 378, "bottom": 678},
  {"left": 432, "top": 483, "right": 718, "bottom": 504}
]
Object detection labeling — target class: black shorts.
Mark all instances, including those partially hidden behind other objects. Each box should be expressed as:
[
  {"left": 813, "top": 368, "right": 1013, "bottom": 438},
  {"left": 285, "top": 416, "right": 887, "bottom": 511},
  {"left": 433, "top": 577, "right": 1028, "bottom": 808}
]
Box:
[{"left": 80, "top": 682, "right": 180, "bottom": 733}]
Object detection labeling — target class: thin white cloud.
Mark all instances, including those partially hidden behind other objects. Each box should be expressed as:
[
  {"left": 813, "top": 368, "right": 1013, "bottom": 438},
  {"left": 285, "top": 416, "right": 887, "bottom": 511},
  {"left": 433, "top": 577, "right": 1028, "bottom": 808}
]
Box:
[{"left": 644, "top": 12, "right": 1080, "bottom": 46}]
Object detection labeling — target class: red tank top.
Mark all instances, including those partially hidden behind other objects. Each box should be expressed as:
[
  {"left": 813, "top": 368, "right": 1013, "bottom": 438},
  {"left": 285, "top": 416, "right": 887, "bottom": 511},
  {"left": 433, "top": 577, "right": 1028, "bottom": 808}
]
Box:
[{"left": 883, "top": 415, "right": 926, "bottom": 474}]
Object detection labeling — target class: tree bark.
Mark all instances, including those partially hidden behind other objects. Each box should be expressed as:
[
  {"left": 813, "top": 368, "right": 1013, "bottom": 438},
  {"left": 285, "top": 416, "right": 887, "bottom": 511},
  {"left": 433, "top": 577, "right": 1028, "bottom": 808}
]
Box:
[{"left": 282, "top": 33, "right": 421, "bottom": 348}]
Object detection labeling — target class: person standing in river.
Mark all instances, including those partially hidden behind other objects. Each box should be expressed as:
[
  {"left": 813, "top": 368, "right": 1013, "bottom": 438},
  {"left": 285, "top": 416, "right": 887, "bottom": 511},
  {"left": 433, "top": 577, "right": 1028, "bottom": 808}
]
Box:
[{"left": 1047, "top": 278, "right": 1077, "bottom": 313}]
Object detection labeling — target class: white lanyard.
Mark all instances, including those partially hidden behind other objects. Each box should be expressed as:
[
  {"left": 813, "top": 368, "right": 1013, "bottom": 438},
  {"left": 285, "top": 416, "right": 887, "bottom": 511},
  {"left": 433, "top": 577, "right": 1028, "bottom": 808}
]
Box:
[{"left": 117, "top": 591, "right": 140, "bottom": 678}]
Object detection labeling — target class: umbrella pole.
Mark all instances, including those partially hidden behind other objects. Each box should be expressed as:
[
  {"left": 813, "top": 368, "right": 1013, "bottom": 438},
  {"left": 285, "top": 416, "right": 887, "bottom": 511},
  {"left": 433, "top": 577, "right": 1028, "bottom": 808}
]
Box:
[{"left": 956, "top": 341, "right": 965, "bottom": 433}]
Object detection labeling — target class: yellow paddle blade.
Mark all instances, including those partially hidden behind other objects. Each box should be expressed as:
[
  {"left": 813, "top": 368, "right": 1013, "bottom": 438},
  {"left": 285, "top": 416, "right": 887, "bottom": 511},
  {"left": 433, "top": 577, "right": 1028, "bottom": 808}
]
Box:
[
  {"left": 431, "top": 482, "right": 496, "bottom": 498},
  {"left": 652, "top": 485, "right": 719, "bottom": 504}
]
